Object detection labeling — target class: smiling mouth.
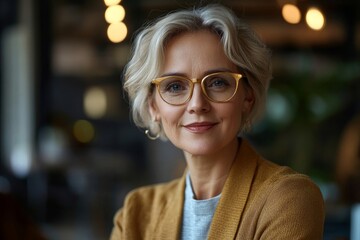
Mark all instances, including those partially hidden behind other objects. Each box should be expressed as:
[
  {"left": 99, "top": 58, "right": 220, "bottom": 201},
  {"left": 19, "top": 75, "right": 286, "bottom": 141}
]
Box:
[{"left": 183, "top": 122, "right": 218, "bottom": 133}]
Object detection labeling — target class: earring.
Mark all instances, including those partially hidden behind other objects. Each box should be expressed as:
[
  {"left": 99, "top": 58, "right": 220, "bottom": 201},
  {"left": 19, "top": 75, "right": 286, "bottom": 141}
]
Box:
[
  {"left": 145, "top": 129, "right": 160, "bottom": 140},
  {"left": 145, "top": 118, "right": 161, "bottom": 140},
  {"left": 242, "top": 119, "right": 252, "bottom": 133}
]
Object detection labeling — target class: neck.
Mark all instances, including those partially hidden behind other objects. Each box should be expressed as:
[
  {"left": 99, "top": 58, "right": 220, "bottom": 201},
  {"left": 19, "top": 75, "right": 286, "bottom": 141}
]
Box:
[{"left": 185, "top": 138, "right": 239, "bottom": 200}]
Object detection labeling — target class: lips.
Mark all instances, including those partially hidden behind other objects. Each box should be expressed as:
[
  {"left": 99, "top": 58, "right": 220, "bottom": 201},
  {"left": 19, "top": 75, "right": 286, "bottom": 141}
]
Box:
[{"left": 183, "top": 122, "right": 218, "bottom": 133}]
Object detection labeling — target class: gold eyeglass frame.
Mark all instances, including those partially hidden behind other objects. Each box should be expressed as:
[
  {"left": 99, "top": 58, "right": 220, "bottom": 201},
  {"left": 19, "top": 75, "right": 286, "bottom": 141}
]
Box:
[{"left": 151, "top": 72, "right": 244, "bottom": 106}]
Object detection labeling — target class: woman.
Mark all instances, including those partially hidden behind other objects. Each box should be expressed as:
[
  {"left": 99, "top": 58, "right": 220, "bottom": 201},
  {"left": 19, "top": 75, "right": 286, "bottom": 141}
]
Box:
[{"left": 111, "top": 4, "right": 325, "bottom": 239}]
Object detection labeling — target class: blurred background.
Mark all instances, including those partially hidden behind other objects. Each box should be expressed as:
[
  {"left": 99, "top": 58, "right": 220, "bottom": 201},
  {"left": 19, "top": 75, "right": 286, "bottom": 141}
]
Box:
[{"left": 0, "top": 0, "right": 359, "bottom": 239}]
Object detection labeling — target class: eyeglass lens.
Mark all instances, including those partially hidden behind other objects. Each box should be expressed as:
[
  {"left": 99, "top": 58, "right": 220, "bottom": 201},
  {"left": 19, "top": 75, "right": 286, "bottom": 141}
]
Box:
[{"left": 157, "top": 72, "right": 238, "bottom": 105}]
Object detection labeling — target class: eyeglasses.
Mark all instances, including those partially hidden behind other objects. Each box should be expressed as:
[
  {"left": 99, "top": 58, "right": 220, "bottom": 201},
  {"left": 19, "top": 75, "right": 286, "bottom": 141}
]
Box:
[{"left": 151, "top": 72, "right": 245, "bottom": 105}]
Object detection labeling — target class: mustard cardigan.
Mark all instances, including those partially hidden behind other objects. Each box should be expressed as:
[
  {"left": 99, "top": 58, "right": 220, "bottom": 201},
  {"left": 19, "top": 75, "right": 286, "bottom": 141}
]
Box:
[{"left": 110, "top": 139, "right": 325, "bottom": 239}]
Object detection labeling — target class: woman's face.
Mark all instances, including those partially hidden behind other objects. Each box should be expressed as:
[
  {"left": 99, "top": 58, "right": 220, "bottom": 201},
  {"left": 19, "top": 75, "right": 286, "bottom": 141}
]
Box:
[{"left": 149, "top": 30, "right": 254, "bottom": 156}]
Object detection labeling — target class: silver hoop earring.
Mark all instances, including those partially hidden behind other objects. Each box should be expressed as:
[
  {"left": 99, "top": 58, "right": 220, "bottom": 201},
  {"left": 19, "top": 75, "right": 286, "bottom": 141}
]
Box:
[{"left": 145, "top": 129, "right": 160, "bottom": 140}]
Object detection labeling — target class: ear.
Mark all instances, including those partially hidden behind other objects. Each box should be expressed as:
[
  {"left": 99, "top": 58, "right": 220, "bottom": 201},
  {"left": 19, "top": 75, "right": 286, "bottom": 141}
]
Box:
[
  {"left": 148, "top": 96, "right": 160, "bottom": 121},
  {"left": 242, "top": 89, "right": 255, "bottom": 114}
]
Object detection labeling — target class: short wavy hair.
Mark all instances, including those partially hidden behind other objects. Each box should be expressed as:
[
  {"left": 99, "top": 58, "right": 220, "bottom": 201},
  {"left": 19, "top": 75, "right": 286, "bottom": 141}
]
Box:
[{"left": 123, "top": 4, "right": 272, "bottom": 139}]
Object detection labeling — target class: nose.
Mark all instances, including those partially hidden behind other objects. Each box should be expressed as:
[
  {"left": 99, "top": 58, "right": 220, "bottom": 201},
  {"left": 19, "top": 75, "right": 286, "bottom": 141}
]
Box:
[{"left": 186, "top": 84, "right": 210, "bottom": 113}]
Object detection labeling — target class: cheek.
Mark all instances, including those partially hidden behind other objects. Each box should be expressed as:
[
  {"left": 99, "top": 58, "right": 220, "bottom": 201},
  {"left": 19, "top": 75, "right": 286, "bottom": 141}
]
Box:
[
  {"left": 155, "top": 97, "right": 183, "bottom": 127},
  {"left": 228, "top": 107, "right": 243, "bottom": 125},
  {"left": 159, "top": 110, "right": 182, "bottom": 140},
  {"left": 219, "top": 102, "right": 244, "bottom": 129}
]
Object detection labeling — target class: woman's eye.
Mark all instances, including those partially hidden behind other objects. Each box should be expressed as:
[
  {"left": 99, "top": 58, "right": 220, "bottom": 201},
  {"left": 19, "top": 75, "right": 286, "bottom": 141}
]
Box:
[
  {"left": 162, "top": 80, "right": 188, "bottom": 93},
  {"left": 166, "top": 83, "right": 184, "bottom": 92},
  {"left": 207, "top": 78, "right": 230, "bottom": 88}
]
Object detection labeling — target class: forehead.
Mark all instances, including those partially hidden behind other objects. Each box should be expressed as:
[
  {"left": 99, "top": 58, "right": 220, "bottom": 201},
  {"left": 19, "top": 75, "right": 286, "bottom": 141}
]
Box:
[{"left": 162, "top": 30, "right": 237, "bottom": 76}]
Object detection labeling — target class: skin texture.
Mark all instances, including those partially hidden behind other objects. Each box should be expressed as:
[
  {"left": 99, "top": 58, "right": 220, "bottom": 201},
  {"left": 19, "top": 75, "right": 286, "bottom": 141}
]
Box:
[{"left": 149, "top": 30, "right": 254, "bottom": 199}]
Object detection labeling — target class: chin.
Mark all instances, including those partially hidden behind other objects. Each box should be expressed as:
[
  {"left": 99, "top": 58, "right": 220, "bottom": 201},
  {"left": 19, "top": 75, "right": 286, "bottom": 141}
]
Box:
[{"left": 179, "top": 141, "right": 220, "bottom": 156}]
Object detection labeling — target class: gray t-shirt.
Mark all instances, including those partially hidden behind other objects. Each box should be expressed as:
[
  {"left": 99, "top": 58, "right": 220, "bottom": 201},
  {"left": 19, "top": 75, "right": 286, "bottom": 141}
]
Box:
[{"left": 181, "top": 173, "right": 221, "bottom": 240}]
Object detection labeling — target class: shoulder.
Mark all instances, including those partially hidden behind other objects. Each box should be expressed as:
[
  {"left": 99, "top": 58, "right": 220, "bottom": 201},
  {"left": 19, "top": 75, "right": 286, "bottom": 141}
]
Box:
[
  {"left": 235, "top": 139, "right": 324, "bottom": 214},
  {"left": 256, "top": 158, "right": 322, "bottom": 197},
  {"left": 252, "top": 157, "right": 323, "bottom": 208},
  {"left": 110, "top": 177, "right": 184, "bottom": 239},
  {"left": 117, "top": 176, "right": 185, "bottom": 223},
  {"left": 248, "top": 158, "right": 325, "bottom": 239},
  {"left": 124, "top": 177, "right": 183, "bottom": 207},
  {"left": 237, "top": 140, "right": 323, "bottom": 207}
]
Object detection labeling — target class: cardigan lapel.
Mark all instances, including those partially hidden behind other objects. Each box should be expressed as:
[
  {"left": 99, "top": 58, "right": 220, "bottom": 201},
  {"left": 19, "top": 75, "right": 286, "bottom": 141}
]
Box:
[
  {"left": 207, "top": 139, "right": 258, "bottom": 239},
  {"left": 156, "top": 172, "right": 186, "bottom": 239}
]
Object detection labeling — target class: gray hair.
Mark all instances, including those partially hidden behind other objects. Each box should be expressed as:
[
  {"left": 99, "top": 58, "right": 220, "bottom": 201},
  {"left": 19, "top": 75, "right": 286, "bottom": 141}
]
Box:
[{"left": 123, "top": 4, "right": 272, "bottom": 139}]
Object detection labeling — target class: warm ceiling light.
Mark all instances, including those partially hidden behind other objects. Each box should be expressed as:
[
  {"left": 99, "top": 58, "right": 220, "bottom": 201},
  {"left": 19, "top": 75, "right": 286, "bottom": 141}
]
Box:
[
  {"left": 105, "top": 5, "right": 125, "bottom": 24},
  {"left": 107, "top": 22, "right": 128, "bottom": 43},
  {"left": 282, "top": 4, "right": 301, "bottom": 24},
  {"left": 306, "top": 7, "right": 325, "bottom": 30},
  {"left": 104, "top": 0, "right": 121, "bottom": 6}
]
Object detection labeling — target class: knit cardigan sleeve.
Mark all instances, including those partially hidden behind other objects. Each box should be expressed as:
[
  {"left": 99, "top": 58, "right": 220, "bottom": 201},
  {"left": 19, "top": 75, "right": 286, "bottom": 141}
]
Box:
[
  {"left": 110, "top": 187, "right": 163, "bottom": 240},
  {"left": 110, "top": 177, "right": 185, "bottom": 240},
  {"left": 251, "top": 174, "right": 325, "bottom": 240},
  {"left": 110, "top": 190, "right": 144, "bottom": 240}
]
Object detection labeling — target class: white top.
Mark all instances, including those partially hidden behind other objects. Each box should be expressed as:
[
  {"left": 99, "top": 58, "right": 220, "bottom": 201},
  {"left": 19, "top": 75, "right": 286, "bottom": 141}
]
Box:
[{"left": 181, "top": 173, "right": 221, "bottom": 240}]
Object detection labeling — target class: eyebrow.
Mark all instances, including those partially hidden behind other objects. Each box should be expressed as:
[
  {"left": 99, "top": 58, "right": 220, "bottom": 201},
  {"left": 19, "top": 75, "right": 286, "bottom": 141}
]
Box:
[{"left": 160, "top": 67, "right": 236, "bottom": 78}]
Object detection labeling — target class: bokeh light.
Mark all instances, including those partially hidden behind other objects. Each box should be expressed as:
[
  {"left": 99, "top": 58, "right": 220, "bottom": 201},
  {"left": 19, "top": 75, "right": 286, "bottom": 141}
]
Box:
[
  {"left": 105, "top": 5, "right": 125, "bottom": 24},
  {"left": 107, "top": 22, "right": 127, "bottom": 43},
  {"left": 84, "top": 87, "right": 107, "bottom": 119},
  {"left": 73, "top": 120, "right": 95, "bottom": 143},
  {"left": 104, "top": 0, "right": 121, "bottom": 6},
  {"left": 10, "top": 146, "right": 32, "bottom": 178},
  {"left": 266, "top": 90, "right": 294, "bottom": 125},
  {"left": 306, "top": 7, "right": 325, "bottom": 30},
  {"left": 282, "top": 4, "right": 301, "bottom": 24}
]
